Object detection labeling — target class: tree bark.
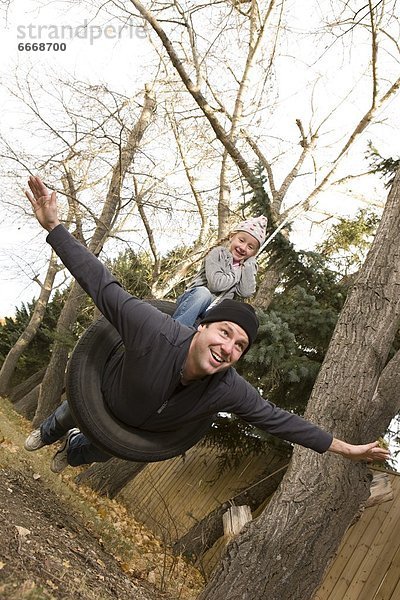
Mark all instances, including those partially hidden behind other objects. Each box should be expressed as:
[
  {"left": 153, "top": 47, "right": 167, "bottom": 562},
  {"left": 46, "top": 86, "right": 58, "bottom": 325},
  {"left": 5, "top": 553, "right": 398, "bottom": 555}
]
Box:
[
  {"left": 8, "top": 367, "right": 46, "bottom": 403},
  {"left": 74, "top": 458, "right": 147, "bottom": 498},
  {"left": 199, "top": 169, "right": 400, "bottom": 600},
  {"left": 0, "top": 252, "right": 58, "bottom": 396},
  {"left": 253, "top": 260, "right": 283, "bottom": 309},
  {"left": 13, "top": 384, "right": 40, "bottom": 420},
  {"left": 32, "top": 282, "right": 86, "bottom": 426}
]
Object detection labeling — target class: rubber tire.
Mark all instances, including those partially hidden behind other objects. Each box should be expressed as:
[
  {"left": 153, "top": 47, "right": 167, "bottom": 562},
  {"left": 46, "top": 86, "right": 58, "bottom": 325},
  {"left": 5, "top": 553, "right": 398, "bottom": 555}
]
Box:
[{"left": 66, "top": 299, "right": 214, "bottom": 462}]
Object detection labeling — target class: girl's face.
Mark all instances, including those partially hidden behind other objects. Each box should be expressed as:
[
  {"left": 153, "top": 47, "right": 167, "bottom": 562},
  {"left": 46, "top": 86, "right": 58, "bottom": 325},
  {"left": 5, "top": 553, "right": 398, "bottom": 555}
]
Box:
[{"left": 229, "top": 231, "right": 259, "bottom": 262}]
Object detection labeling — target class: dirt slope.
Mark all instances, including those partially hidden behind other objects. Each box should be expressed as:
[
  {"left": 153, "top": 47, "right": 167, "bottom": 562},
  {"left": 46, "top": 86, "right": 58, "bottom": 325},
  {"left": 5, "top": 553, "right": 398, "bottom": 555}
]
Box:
[{"left": 0, "top": 398, "right": 203, "bottom": 600}]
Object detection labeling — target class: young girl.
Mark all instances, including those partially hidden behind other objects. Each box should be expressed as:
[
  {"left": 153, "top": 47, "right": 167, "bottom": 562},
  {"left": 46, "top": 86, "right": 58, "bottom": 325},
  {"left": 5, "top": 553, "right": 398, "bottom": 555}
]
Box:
[{"left": 173, "top": 215, "right": 267, "bottom": 326}]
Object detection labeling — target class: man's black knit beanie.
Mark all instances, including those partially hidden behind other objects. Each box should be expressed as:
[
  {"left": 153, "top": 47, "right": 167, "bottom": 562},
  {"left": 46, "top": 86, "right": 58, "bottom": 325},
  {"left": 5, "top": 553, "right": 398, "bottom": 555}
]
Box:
[{"left": 199, "top": 299, "right": 259, "bottom": 350}]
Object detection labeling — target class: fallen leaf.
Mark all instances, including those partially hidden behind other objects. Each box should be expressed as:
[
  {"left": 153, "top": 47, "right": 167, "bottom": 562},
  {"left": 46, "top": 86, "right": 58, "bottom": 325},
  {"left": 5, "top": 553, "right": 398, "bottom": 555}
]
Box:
[
  {"left": 19, "top": 580, "right": 36, "bottom": 593},
  {"left": 1, "top": 440, "right": 19, "bottom": 453},
  {"left": 147, "top": 571, "right": 157, "bottom": 584},
  {"left": 15, "top": 526, "right": 30, "bottom": 537},
  {"left": 120, "top": 562, "right": 132, "bottom": 573}
]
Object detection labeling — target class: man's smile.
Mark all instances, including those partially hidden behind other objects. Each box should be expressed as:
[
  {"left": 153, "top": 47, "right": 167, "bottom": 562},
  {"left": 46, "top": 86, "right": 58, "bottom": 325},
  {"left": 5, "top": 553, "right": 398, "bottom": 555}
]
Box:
[
  {"left": 183, "top": 321, "right": 249, "bottom": 381},
  {"left": 210, "top": 349, "right": 226, "bottom": 365}
]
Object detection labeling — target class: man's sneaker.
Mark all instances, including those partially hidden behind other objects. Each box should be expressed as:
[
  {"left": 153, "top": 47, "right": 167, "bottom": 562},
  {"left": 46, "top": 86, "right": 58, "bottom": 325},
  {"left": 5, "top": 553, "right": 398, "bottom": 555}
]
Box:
[
  {"left": 50, "top": 428, "right": 80, "bottom": 474},
  {"left": 24, "top": 429, "right": 45, "bottom": 452}
]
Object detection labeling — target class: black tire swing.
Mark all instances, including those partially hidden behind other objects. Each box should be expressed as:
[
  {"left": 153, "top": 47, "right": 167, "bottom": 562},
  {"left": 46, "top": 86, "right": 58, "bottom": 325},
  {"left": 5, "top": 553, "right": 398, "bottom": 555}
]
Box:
[{"left": 66, "top": 300, "right": 214, "bottom": 462}]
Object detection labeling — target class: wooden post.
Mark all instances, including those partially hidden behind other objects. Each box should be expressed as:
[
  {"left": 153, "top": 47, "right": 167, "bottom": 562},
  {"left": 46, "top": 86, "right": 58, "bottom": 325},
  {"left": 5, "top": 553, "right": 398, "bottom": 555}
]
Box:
[
  {"left": 201, "top": 505, "right": 253, "bottom": 575},
  {"left": 365, "top": 471, "right": 393, "bottom": 507},
  {"left": 223, "top": 505, "right": 252, "bottom": 538}
]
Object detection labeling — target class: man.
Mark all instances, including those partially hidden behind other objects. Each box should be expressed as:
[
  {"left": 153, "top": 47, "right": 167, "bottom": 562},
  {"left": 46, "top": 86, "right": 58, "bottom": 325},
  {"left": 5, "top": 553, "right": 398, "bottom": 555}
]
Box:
[{"left": 24, "top": 176, "right": 390, "bottom": 472}]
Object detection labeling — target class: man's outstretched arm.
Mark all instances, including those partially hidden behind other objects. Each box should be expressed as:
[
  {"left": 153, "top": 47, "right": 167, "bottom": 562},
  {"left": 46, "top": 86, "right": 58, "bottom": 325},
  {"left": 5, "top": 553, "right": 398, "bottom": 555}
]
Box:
[{"left": 25, "top": 175, "right": 169, "bottom": 348}]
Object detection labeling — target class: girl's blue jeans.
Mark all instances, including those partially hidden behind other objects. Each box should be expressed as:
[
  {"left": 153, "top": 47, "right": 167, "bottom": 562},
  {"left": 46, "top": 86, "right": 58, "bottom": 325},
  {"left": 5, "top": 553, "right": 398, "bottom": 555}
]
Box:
[{"left": 173, "top": 286, "right": 213, "bottom": 326}]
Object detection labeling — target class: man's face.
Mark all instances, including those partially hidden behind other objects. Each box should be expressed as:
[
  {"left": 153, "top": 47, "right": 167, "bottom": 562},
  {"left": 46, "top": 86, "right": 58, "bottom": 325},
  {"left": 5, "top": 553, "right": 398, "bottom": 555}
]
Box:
[{"left": 184, "top": 321, "right": 249, "bottom": 380}]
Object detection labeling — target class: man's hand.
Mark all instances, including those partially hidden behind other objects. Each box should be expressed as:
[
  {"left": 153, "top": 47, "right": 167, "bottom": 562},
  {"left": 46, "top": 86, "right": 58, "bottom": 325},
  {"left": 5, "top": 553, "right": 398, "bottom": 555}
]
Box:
[
  {"left": 328, "top": 438, "right": 391, "bottom": 462},
  {"left": 26, "top": 175, "right": 60, "bottom": 232}
]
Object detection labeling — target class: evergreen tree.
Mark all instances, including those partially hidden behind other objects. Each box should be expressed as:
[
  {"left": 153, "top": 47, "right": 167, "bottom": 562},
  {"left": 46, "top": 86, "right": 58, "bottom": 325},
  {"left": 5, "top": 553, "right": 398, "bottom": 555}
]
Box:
[
  {"left": 209, "top": 176, "right": 385, "bottom": 460},
  {"left": 240, "top": 251, "right": 345, "bottom": 414},
  {"left": 0, "top": 249, "right": 153, "bottom": 386},
  {"left": 367, "top": 143, "right": 400, "bottom": 187},
  {"left": 318, "top": 208, "right": 380, "bottom": 274},
  {"left": 0, "top": 294, "right": 64, "bottom": 384},
  {"left": 104, "top": 249, "right": 153, "bottom": 298}
]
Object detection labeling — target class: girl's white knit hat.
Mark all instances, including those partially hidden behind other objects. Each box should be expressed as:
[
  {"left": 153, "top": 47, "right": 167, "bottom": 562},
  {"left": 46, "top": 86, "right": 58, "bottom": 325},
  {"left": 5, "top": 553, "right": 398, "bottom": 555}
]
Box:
[{"left": 233, "top": 215, "right": 268, "bottom": 247}]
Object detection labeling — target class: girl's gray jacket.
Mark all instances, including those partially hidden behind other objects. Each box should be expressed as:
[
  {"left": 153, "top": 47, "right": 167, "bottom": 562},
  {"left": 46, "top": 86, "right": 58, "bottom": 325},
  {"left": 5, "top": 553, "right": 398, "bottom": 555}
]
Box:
[
  {"left": 188, "top": 246, "right": 257, "bottom": 303},
  {"left": 47, "top": 225, "right": 333, "bottom": 454}
]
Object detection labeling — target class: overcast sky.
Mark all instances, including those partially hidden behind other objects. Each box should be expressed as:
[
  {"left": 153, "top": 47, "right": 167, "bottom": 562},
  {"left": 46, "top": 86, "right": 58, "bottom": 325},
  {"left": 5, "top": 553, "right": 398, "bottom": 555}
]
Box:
[
  {"left": 0, "top": 1, "right": 398, "bottom": 317},
  {"left": 0, "top": 1, "right": 150, "bottom": 316}
]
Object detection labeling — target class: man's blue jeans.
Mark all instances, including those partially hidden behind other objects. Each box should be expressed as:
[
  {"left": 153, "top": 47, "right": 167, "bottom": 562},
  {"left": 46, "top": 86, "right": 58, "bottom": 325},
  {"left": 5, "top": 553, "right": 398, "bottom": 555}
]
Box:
[
  {"left": 173, "top": 286, "right": 213, "bottom": 326},
  {"left": 40, "top": 401, "right": 111, "bottom": 466}
]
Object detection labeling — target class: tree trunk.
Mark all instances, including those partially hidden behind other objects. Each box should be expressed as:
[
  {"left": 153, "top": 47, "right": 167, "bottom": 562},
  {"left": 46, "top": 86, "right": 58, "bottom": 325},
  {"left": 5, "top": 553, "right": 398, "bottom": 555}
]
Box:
[
  {"left": 253, "top": 260, "right": 282, "bottom": 309},
  {"left": 9, "top": 367, "right": 46, "bottom": 403},
  {"left": 0, "top": 253, "right": 58, "bottom": 396},
  {"left": 13, "top": 384, "right": 40, "bottom": 420},
  {"left": 199, "top": 169, "right": 400, "bottom": 600},
  {"left": 74, "top": 458, "right": 147, "bottom": 497},
  {"left": 32, "top": 282, "right": 86, "bottom": 426},
  {"left": 31, "top": 86, "right": 157, "bottom": 425},
  {"left": 218, "top": 160, "right": 231, "bottom": 239}
]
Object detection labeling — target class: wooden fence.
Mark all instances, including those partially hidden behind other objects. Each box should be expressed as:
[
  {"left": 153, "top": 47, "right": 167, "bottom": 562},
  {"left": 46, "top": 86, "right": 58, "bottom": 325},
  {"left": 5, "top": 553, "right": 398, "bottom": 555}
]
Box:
[
  {"left": 314, "top": 469, "right": 400, "bottom": 600},
  {"left": 118, "top": 442, "right": 289, "bottom": 545},
  {"left": 118, "top": 446, "right": 400, "bottom": 597}
]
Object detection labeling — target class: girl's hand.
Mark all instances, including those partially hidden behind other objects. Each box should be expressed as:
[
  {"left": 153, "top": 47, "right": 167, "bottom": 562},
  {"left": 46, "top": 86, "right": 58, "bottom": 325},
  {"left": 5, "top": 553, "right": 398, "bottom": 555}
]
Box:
[{"left": 26, "top": 175, "right": 60, "bottom": 232}]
